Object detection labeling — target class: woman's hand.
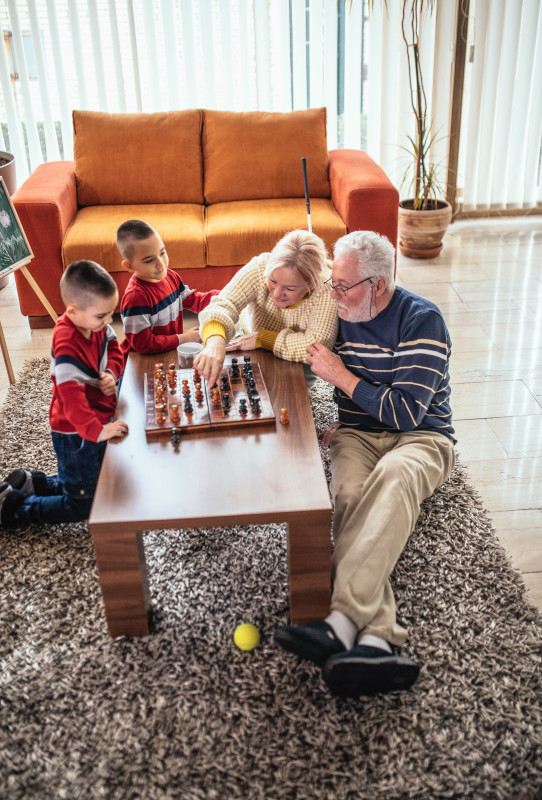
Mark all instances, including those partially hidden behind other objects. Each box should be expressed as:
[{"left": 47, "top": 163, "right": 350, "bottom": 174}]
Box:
[
  {"left": 193, "top": 335, "right": 226, "bottom": 387},
  {"left": 225, "top": 333, "right": 258, "bottom": 352}
]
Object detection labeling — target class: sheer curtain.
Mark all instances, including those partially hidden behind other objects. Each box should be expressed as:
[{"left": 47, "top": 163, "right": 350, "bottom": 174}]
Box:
[{"left": 0, "top": 0, "right": 540, "bottom": 211}]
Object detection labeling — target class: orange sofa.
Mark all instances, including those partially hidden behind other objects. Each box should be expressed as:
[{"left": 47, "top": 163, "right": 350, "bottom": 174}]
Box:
[{"left": 13, "top": 107, "right": 399, "bottom": 326}]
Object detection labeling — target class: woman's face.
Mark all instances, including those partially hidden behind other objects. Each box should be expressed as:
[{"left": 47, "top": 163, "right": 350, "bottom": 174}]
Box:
[{"left": 266, "top": 266, "right": 312, "bottom": 308}]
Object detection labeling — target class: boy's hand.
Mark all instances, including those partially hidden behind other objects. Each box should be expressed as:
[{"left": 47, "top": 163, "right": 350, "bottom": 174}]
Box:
[
  {"left": 193, "top": 335, "right": 226, "bottom": 388},
  {"left": 178, "top": 327, "right": 202, "bottom": 345},
  {"left": 98, "top": 419, "right": 129, "bottom": 442},
  {"left": 99, "top": 371, "right": 117, "bottom": 396}
]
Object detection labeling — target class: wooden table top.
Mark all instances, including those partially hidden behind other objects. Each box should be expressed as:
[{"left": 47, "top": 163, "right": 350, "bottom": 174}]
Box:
[{"left": 90, "top": 348, "right": 332, "bottom": 533}]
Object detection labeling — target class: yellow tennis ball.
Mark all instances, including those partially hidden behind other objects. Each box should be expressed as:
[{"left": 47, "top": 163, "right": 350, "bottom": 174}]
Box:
[{"left": 234, "top": 623, "right": 260, "bottom": 651}]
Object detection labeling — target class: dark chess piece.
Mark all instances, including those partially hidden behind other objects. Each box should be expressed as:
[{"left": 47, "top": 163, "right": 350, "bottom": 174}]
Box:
[
  {"left": 239, "top": 398, "right": 248, "bottom": 416},
  {"left": 230, "top": 357, "right": 239, "bottom": 377},
  {"left": 222, "top": 393, "right": 231, "bottom": 410},
  {"left": 250, "top": 396, "right": 261, "bottom": 414},
  {"left": 184, "top": 399, "right": 193, "bottom": 414},
  {"left": 171, "top": 427, "right": 180, "bottom": 445}
]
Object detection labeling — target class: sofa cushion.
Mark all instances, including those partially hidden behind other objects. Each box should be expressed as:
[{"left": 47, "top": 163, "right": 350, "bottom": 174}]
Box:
[
  {"left": 203, "top": 108, "right": 331, "bottom": 204},
  {"left": 205, "top": 198, "right": 346, "bottom": 267},
  {"left": 73, "top": 110, "right": 204, "bottom": 206},
  {"left": 62, "top": 204, "right": 206, "bottom": 273}
]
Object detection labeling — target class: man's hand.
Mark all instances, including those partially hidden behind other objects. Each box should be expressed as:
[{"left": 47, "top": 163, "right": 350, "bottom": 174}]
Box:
[
  {"left": 98, "top": 371, "right": 117, "bottom": 397},
  {"left": 98, "top": 419, "right": 129, "bottom": 442},
  {"left": 306, "top": 343, "right": 359, "bottom": 398},
  {"left": 321, "top": 421, "right": 340, "bottom": 447},
  {"left": 193, "top": 335, "right": 226, "bottom": 387},
  {"left": 225, "top": 333, "right": 258, "bottom": 352},
  {"left": 178, "top": 327, "right": 202, "bottom": 345}
]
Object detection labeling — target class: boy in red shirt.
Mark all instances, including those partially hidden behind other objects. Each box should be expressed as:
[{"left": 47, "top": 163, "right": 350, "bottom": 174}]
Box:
[
  {"left": 117, "top": 219, "right": 218, "bottom": 357},
  {"left": 0, "top": 260, "right": 128, "bottom": 527}
]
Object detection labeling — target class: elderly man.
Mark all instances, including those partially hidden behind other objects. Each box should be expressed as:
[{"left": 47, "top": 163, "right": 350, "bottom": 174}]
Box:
[{"left": 275, "top": 230, "right": 455, "bottom": 697}]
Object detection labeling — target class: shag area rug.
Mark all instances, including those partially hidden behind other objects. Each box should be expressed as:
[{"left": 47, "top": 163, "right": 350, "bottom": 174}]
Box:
[{"left": 1, "top": 358, "right": 541, "bottom": 800}]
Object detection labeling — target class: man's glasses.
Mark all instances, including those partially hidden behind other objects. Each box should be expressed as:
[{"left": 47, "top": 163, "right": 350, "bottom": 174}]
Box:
[{"left": 324, "top": 276, "right": 375, "bottom": 297}]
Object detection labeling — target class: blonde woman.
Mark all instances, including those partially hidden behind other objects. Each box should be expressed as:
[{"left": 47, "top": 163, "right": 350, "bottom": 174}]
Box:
[{"left": 194, "top": 229, "right": 338, "bottom": 387}]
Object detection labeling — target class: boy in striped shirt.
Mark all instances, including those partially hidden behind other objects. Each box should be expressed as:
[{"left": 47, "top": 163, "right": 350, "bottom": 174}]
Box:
[
  {"left": 0, "top": 260, "right": 128, "bottom": 528},
  {"left": 275, "top": 231, "right": 456, "bottom": 698},
  {"left": 117, "top": 219, "right": 218, "bottom": 358}
]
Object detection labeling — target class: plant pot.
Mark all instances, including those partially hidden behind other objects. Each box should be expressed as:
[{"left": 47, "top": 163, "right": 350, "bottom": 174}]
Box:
[
  {"left": 398, "top": 200, "right": 452, "bottom": 259},
  {"left": 0, "top": 150, "right": 16, "bottom": 197}
]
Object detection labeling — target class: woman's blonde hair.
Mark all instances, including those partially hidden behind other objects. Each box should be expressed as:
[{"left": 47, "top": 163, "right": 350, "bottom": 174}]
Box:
[{"left": 264, "top": 229, "right": 329, "bottom": 291}]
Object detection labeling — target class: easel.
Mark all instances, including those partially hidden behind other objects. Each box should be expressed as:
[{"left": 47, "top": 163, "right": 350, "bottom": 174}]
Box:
[
  {"left": 0, "top": 263, "right": 58, "bottom": 385},
  {"left": 0, "top": 176, "right": 58, "bottom": 385}
]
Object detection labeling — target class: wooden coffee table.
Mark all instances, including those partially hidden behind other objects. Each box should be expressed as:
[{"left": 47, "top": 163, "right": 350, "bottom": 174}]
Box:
[{"left": 89, "top": 349, "right": 332, "bottom": 637}]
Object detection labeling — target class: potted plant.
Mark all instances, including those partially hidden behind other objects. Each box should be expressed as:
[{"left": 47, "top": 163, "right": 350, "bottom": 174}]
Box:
[{"left": 396, "top": 0, "right": 452, "bottom": 258}]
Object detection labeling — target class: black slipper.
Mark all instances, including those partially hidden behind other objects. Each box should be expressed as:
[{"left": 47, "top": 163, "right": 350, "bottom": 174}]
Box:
[
  {"left": 322, "top": 645, "right": 420, "bottom": 697},
  {"left": 274, "top": 620, "right": 346, "bottom": 666}
]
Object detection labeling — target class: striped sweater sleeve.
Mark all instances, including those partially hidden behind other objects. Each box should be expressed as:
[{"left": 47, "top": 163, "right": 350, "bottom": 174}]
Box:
[{"left": 352, "top": 313, "right": 449, "bottom": 431}]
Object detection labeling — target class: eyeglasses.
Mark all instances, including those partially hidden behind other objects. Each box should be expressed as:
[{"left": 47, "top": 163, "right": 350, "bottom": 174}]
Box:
[{"left": 324, "top": 276, "right": 375, "bottom": 297}]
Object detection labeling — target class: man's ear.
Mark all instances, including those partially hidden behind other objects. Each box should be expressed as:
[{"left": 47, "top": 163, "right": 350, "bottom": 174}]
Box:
[
  {"left": 121, "top": 258, "right": 134, "bottom": 274},
  {"left": 373, "top": 277, "right": 387, "bottom": 297}
]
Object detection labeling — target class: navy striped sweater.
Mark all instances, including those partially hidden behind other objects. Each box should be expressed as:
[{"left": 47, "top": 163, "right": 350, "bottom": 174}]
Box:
[{"left": 335, "top": 286, "right": 455, "bottom": 440}]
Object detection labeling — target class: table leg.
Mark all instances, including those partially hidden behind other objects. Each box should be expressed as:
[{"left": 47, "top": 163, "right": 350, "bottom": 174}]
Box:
[
  {"left": 286, "top": 510, "right": 332, "bottom": 624},
  {"left": 91, "top": 528, "right": 151, "bottom": 637}
]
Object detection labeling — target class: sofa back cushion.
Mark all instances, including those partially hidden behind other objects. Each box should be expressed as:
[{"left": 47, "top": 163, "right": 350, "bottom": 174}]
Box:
[
  {"left": 73, "top": 110, "right": 204, "bottom": 206},
  {"left": 203, "top": 108, "right": 331, "bottom": 204}
]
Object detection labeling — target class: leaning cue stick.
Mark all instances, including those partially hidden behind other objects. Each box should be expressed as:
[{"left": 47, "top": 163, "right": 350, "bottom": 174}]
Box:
[{"left": 301, "top": 156, "right": 312, "bottom": 233}]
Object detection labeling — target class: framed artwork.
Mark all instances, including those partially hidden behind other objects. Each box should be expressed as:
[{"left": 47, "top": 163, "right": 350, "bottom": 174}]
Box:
[{"left": 0, "top": 175, "right": 33, "bottom": 277}]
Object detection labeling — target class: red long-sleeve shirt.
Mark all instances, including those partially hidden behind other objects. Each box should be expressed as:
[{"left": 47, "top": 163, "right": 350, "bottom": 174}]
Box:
[
  {"left": 120, "top": 269, "right": 218, "bottom": 356},
  {"left": 49, "top": 313, "right": 124, "bottom": 443}
]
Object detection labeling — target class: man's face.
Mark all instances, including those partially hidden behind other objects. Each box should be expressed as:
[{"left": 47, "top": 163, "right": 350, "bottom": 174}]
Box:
[{"left": 331, "top": 254, "right": 375, "bottom": 322}]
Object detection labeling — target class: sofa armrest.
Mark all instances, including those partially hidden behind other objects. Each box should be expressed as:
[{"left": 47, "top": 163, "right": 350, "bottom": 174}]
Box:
[
  {"left": 12, "top": 161, "right": 77, "bottom": 317},
  {"left": 328, "top": 149, "right": 399, "bottom": 249}
]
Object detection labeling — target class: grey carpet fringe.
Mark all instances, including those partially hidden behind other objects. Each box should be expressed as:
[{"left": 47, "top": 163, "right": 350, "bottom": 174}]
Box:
[{"left": 1, "top": 357, "right": 541, "bottom": 800}]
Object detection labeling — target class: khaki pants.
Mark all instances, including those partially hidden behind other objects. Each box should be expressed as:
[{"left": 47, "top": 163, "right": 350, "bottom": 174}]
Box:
[{"left": 329, "top": 427, "right": 455, "bottom": 646}]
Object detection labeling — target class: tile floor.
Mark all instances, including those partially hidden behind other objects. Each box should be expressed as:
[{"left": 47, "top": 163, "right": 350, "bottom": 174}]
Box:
[{"left": 1, "top": 216, "right": 541, "bottom": 611}]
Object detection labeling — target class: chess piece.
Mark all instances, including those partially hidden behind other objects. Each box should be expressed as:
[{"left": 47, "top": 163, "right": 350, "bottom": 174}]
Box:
[
  {"left": 184, "top": 399, "right": 193, "bottom": 414},
  {"left": 155, "top": 403, "right": 166, "bottom": 424},
  {"left": 230, "top": 357, "right": 239, "bottom": 377},
  {"left": 280, "top": 408, "right": 289, "bottom": 425},
  {"left": 170, "top": 404, "right": 180, "bottom": 424},
  {"left": 211, "top": 386, "right": 221, "bottom": 405},
  {"left": 222, "top": 392, "right": 231, "bottom": 410},
  {"left": 171, "top": 427, "right": 180, "bottom": 445},
  {"left": 239, "top": 398, "right": 248, "bottom": 416},
  {"left": 195, "top": 387, "right": 204, "bottom": 403}
]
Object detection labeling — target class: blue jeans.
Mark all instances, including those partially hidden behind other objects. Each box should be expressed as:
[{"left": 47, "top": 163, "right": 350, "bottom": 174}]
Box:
[{"left": 14, "top": 433, "right": 107, "bottom": 526}]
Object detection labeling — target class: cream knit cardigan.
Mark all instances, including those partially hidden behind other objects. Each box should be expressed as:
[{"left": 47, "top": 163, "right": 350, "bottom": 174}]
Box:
[{"left": 199, "top": 253, "right": 338, "bottom": 364}]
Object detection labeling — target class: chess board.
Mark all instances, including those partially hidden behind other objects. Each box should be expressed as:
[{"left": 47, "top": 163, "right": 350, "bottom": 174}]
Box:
[{"left": 144, "top": 355, "right": 276, "bottom": 437}]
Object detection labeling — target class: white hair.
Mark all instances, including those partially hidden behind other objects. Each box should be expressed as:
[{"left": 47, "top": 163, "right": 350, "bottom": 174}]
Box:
[{"left": 333, "top": 230, "right": 396, "bottom": 290}]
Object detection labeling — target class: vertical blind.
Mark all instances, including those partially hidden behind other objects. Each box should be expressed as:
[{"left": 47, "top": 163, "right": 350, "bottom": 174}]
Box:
[{"left": 0, "top": 0, "right": 540, "bottom": 212}]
